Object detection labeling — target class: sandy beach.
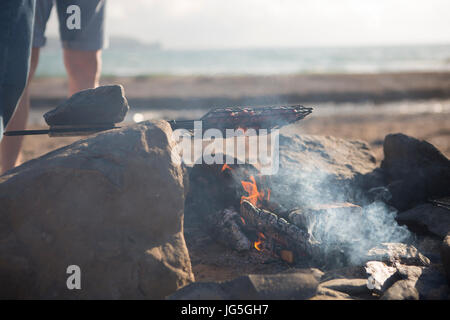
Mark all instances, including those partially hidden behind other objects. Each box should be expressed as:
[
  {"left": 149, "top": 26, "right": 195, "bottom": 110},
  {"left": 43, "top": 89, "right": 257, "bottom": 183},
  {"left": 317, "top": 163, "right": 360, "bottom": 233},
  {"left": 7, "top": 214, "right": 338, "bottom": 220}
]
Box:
[
  {"left": 30, "top": 71, "right": 450, "bottom": 108},
  {"left": 12, "top": 71, "right": 450, "bottom": 169}
]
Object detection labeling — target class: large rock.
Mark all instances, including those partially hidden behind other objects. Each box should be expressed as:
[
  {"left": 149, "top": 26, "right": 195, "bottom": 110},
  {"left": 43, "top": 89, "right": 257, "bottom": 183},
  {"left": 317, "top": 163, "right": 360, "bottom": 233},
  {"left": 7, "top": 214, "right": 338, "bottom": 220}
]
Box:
[
  {"left": 168, "top": 269, "right": 322, "bottom": 300},
  {"left": 381, "top": 133, "right": 450, "bottom": 211},
  {"left": 0, "top": 121, "right": 194, "bottom": 299},
  {"left": 319, "top": 278, "right": 370, "bottom": 297},
  {"left": 363, "top": 243, "right": 442, "bottom": 299},
  {"left": 44, "top": 85, "right": 129, "bottom": 126},
  {"left": 365, "top": 261, "right": 399, "bottom": 293},
  {"left": 441, "top": 232, "right": 450, "bottom": 285},
  {"left": 267, "top": 135, "right": 411, "bottom": 267},
  {"left": 365, "top": 246, "right": 448, "bottom": 300},
  {"left": 320, "top": 265, "right": 368, "bottom": 282},
  {"left": 366, "top": 243, "right": 430, "bottom": 267},
  {"left": 414, "top": 266, "right": 449, "bottom": 299},
  {"left": 396, "top": 204, "right": 450, "bottom": 238},
  {"left": 270, "top": 134, "right": 382, "bottom": 208},
  {"left": 381, "top": 280, "right": 420, "bottom": 300},
  {"left": 311, "top": 287, "right": 354, "bottom": 300},
  {"left": 381, "top": 265, "right": 448, "bottom": 300}
]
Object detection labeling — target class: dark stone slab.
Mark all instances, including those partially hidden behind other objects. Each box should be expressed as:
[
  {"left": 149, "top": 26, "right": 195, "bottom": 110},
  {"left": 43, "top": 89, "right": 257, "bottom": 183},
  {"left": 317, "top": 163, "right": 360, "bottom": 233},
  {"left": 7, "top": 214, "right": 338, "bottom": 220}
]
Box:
[{"left": 44, "top": 85, "right": 129, "bottom": 126}]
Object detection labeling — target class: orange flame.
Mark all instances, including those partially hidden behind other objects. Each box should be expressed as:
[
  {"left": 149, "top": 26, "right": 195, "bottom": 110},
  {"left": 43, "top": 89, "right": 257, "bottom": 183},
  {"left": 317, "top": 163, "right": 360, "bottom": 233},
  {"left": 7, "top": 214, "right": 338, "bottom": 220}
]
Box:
[
  {"left": 221, "top": 164, "right": 233, "bottom": 172},
  {"left": 240, "top": 176, "right": 270, "bottom": 207},
  {"left": 241, "top": 176, "right": 263, "bottom": 206}
]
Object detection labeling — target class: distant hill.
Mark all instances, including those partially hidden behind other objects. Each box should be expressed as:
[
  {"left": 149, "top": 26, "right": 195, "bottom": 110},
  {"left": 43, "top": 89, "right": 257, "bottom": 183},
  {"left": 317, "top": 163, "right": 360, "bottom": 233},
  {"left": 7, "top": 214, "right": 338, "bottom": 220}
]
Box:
[
  {"left": 107, "top": 36, "right": 162, "bottom": 50},
  {"left": 44, "top": 36, "right": 162, "bottom": 50}
]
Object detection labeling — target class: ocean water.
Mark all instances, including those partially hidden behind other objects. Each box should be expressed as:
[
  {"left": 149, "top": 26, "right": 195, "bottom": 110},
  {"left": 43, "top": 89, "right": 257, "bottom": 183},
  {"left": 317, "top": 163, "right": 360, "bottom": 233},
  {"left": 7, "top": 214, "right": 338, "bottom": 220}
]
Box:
[{"left": 35, "top": 44, "right": 450, "bottom": 77}]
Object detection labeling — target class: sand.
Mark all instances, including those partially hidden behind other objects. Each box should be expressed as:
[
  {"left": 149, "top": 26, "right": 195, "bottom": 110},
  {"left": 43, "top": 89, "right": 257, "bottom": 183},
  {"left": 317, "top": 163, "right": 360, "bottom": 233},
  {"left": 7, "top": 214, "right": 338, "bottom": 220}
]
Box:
[{"left": 30, "top": 71, "right": 450, "bottom": 109}]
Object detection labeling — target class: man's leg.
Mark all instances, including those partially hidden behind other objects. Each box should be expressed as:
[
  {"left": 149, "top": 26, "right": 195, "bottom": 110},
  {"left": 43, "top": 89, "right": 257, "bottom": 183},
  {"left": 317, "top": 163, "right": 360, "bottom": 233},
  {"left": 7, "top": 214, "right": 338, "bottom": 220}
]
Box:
[
  {"left": 63, "top": 49, "right": 102, "bottom": 95},
  {"left": 0, "top": 0, "right": 51, "bottom": 174},
  {"left": 0, "top": 48, "right": 40, "bottom": 173},
  {"left": 0, "top": 0, "right": 35, "bottom": 174},
  {"left": 1, "top": 47, "right": 102, "bottom": 173},
  {"left": 56, "top": 0, "right": 106, "bottom": 95}
]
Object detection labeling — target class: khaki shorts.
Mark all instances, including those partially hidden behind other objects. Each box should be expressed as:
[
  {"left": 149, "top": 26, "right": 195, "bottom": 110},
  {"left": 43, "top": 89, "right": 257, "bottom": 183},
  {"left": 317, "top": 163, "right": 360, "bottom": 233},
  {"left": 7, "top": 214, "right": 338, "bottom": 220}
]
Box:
[{"left": 33, "top": 0, "right": 107, "bottom": 51}]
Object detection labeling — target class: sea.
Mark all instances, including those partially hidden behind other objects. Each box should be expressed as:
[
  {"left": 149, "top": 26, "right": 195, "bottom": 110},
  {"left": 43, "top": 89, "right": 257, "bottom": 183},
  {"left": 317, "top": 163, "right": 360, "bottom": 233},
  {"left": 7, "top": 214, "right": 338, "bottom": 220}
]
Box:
[{"left": 35, "top": 42, "right": 450, "bottom": 77}]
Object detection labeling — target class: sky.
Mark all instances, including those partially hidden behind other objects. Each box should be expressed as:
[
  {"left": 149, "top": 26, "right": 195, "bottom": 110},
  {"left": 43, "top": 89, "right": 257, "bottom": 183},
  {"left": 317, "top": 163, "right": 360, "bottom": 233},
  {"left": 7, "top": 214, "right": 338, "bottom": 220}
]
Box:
[{"left": 45, "top": 0, "right": 450, "bottom": 49}]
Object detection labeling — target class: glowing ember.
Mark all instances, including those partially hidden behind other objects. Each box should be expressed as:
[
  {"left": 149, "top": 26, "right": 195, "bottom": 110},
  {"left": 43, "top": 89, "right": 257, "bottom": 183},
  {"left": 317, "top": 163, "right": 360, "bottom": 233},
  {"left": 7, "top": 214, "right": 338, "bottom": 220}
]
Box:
[
  {"left": 254, "top": 232, "right": 266, "bottom": 251},
  {"left": 280, "top": 250, "right": 294, "bottom": 264}
]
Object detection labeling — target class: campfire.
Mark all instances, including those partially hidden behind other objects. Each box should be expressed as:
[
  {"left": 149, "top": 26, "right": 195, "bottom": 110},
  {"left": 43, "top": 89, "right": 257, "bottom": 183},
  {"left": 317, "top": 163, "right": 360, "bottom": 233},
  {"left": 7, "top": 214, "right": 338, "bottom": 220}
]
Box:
[
  {"left": 220, "top": 163, "right": 299, "bottom": 263},
  {"left": 186, "top": 158, "right": 368, "bottom": 268},
  {"left": 183, "top": 105, "right": 412, "bottom": 273}
]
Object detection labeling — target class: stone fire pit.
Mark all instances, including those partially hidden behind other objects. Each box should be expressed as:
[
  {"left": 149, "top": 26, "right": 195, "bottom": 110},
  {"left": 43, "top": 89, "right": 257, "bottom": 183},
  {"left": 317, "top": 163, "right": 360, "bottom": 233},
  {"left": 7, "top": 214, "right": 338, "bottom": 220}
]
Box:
[{"left": 0, "top": 113, "right": 448, "bottom": 299}]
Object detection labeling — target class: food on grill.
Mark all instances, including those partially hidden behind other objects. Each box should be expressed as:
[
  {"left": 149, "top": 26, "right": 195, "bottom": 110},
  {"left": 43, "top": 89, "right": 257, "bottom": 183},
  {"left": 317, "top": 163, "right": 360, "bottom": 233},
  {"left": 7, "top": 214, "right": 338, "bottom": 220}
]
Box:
[
  {"left": 169, "top": 105, "right": 313, "bottom": 133},
  {"left": 200, "top": 105, "right": 313, "bottom": 130},
  {"left": 5, "top": 104, "right": 313, "bottom": 137}
]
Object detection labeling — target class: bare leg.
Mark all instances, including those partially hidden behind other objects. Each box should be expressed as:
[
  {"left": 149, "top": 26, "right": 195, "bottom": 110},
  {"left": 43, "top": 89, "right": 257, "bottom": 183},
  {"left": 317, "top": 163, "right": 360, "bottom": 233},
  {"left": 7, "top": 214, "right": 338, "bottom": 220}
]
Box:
[
  {"left": 63, "top": 49, "right": 102, "bottom": 95},
  {"left": 0, "top": 48, "right": 40, "bottom": 174},
  {"left": 0, "top": 49, "right": 102, "bottom": 174}
]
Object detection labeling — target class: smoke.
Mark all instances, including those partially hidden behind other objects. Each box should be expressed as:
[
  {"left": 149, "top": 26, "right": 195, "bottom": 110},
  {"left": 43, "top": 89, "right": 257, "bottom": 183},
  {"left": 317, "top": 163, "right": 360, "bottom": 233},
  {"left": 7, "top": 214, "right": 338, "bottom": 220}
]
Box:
[
  {"left": 199, "top": 127, "right": 413, "bottom": 266},
  {"left": 268, "top": 160, "right": 412, "bottom": 266},
  {"left": 310, "top": 200, "right": 411, "bottom": 265}
]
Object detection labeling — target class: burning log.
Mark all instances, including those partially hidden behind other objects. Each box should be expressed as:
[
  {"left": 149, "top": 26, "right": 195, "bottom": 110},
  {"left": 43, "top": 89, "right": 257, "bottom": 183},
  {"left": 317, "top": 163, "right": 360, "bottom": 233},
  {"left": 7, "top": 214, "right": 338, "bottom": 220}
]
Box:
[
  {"left": 186, "top": 149, "right": 369, "bottom": 267},
  {"left": 240, "top": 200, "right": 321, "bottom": 263},
  {"left": 288, "top": 203, "right": 363, "bottom": 234},
  {"left": 207, "top": 208, "right": 251, "bottom": 252},
  {"left": 186, "top": 154, "right": 370, "bottom": 267}
]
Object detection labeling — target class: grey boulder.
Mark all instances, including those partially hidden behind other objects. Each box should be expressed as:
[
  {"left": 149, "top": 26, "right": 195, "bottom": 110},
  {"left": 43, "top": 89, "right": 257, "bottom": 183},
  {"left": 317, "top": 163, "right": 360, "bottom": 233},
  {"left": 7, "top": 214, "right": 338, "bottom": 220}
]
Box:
[
  {"left": 168, "top": 269, "right": 322, "bottom": 300},
  {"left": 381, "top": 280, "right": 420, "bottom": 300},
  {"left": 381, "top": 133, "right": 450, "bottom": 211},
  {"left": 381, "top": 265, "right": 448, "bottom": 300},
  {"left": 366, "top": 243, "right": 430, "bottom": 267},
  {"left": 319, "top": 278, "right": 370, "bottom": 297},
  {"left": 396, "top": 203, "right": 450, "bottom": 238},
  {"left": 270, "top": 134, "right": 381, "bottom": 208},
  {"left": 0, "top": 120, "right": 194, "bottom": 299},
  {"left": 441, "top": 232, "right": 450, "bottom": 285}
]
